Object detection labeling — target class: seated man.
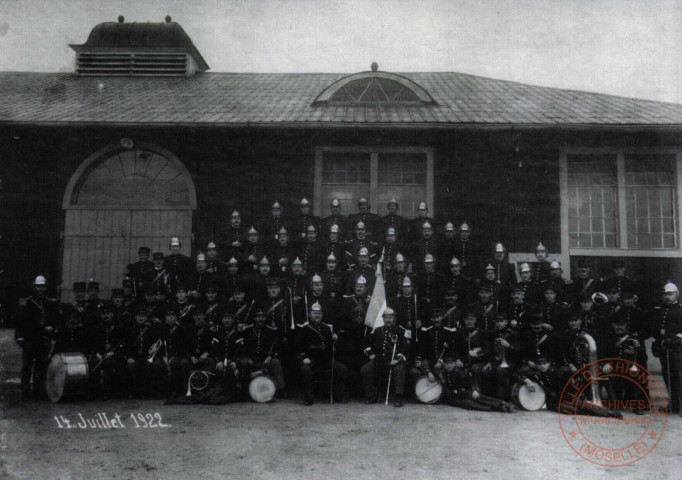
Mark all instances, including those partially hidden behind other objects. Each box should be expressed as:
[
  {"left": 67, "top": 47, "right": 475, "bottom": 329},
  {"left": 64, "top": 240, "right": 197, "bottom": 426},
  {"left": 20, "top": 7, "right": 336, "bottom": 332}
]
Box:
[
  {"left": 410, "top": 309, "right": 455, "bottom": 386},
  {"left": 360, "top": 308, "right": 409, "bottom": 407},
  {"left": 239, "top": 308, "right": 287, "bottom": 399},
  {"left": 452, "top": 309, "right": 489, "bottom": 386},
  {"left": 186, "top": 307, "right": 216, "bottom": 373},
  {"left": 124, "top": 309, "right": 157, "bottom": 398},
  {"left": 297, "top": 302, "right": 348, "bottom": 405}
]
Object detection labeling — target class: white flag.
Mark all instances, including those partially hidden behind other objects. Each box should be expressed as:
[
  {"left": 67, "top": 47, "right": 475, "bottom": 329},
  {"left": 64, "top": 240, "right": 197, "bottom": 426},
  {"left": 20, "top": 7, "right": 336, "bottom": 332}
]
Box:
[{"left": 365, "top": 256, "right": 386, "bottom": 330}]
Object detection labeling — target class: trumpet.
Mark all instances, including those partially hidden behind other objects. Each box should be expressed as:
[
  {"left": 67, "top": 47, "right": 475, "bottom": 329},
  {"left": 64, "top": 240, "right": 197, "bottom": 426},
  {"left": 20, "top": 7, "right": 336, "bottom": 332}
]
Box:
[
  {"left": 591, "top": 292, "right": 609, "bottom": 305},
  {"left": 147, "top": 339, "right": 163, "bottom": 363},
  {"left": 495, "top": 337, "right": 510, "bottom": 369},
  {"left": 186, "top": 370, "right": 216, "bottom": 396}
]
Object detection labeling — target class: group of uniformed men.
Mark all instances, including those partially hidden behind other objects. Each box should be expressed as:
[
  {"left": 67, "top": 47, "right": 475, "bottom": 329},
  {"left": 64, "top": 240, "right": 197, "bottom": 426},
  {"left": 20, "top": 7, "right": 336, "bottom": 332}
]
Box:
[{"left": 14, "top": 197, "right": 682, "bottom": 414}]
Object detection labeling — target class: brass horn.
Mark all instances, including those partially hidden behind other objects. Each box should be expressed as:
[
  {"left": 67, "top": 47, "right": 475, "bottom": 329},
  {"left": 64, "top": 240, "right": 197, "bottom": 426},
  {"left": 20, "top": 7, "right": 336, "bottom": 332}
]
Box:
[
  {"left": 147, "top": 339, "right": 162, "bottom": 363},
  {"left": 186, "top": 370, "right": 215, "bottom": 396},
  {"left": 572, "top": 331, "right": 603, "bottom": 407},
  {"left": 591, "top": 292, "right": 609, "bottom": 305}
]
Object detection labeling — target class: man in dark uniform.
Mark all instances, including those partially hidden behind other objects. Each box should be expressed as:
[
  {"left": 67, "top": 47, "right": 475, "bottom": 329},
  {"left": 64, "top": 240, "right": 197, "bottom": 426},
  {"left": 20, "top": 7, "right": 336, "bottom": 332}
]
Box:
[
  {"left": 345, "top": 221, "right": 379, "bottom": 265},
  {"left": 488, "top": 242, "right": 517, "bottom": 287},
  {"left": 516, "top": 262, "right": 542, "bottom": 307},
  {"left": 292, "top": 197, "right": 320, "bottom": 242},
  {"left": 507, "top": 285, "right": 529, "bottom": 330},
  {"left": 517, "top": 312, "right": 556, "bottom": 377},
  {"left": 320, "top": 254, "right": 345, "bottom": 303},
  {"left": 203, "top": 282, "right": 224, "bottom": 329},
  {"left": 478, "top": 264, "right": 506, "bottom": 310},
  {"left": 452, "top": 310, "right": 489, "bottom": 387},
  {"left": 110, "top": 288, "right": 131, "bottom": 329},
  {"left": 239, "top": 307, "right": 287, "bottom": 397},
  {"left": 440, "top": 288, "right": 463, "bottom": 330},
  {"left": 54, "top": 310, "right": 88, "bottom": 354},
  {"left": 164, "top": 236, "right": 193, "bottom": 287},
  {"left": 158, "top": 305, "right": 190, "bottom": 398},
  {"left": 547, "top": 260, "right": 573, "bottom": 307},
  {"left": 345, "top": 248, "right": 377, "bottom": 294},
  {"left": 122, "top": 277, "right": 136, "bottom": 305},
  {"left": 454, "top": 222, "right": 479, "bottom": 277},
  {"left": 261, "top": 201, "right": 288, "bottom": 248},
  {"left": 297, "top": 302, "right": 348, "bottom": 405},
  {"left": 385, "top": 252, "right": 410, "bottom": 300},
  {"left": 223, "top": 210, "right": 246, "bottom": 263},
  {"left": 381, "top": 197, "right": 408, "bottom": 241},
  {"left": 150, "top": 252, "right": 174, "bottom": 302},
  {"left": 86, "top": 281, "right": 105, "bottom": 323},
  {"left": 210, "top": 311, "right": 241, "bottom": 400},
  {"left": 416, "top": 254, "right": 444, "bottom": 311},
  {"left": 271, "top": 227, "right": 296, "bottom": 275},
  {"left": 469, "top": 284, "right": 498, "bottom": 332},
  {"left": 243, "top": 226, "right": 267, "bottom": 273},
  {"left": 439, "top": 356, "right": 514, "bottom": 412},
  {"left": 322, "top": 224, "right": 347, "bottom": 272},
  {"left": 170, "top": 285, "right": 195, "bottom": 326},
  {"left": 128, "top": 247, "right": 154, "bottom": 298},
  {"left": 321, "top": 198, "right": 347, "bottom": 241},
  {"left": 535, "top": 285, "right": 566, "bottom": 332},
  {"left": 187, "top": 253, "right": 216, "bottom": 304},
  {"left": 484, "top": 312, "right": 519, "bottom": 400},
  {"left": 68, "top": 281, "right": 90, "bottom": 327},
  {"left": 205, "top": 241, "right": 226, "bottom": 279},
  {"left": 124, "top": 309, "right": 157, "bottom": 398},
  {"left": 224, "top": 257, "right": 247, "bottom": 300},
  {"left": 444, "top": 257, "right": 473, "bottom": 307},
  {"left": 410, "top": 309, "right": 455, "bottom": 386},
  {"left": 531, "top": 242, "right": 551, "bottom": 285},
  {"left": 186, "top": 307, "right": 216, "bottom": 373},
  {"left": 348, "top": 197, "right": 380, "bottom": 240},
  {"left": 298, "top": 225, "right": 324, "bottom": 274},
  {"left": 15, "top": 275, "right": 60, "bottom": 399},
  {"left": 380, "top": 227, "right": 403, "bottom": 274},
  {"left": 308, "top": 274, "right": 335, "bottom": 327},
  {"left": 603, "top": 261, "right": 637, "bottom": 297},
  {"left": 391, "top": 276, "right": 422, "bottom": 346},
  {"left": 411, "top": 221, "right": 439, "bottom": 274},
  {"left": 436, "top": 222, "right": 457, "bottom": 272},
  {"left": 571, "top": 260, "right": 598, "bottom": 306},
  {"left": 288, "top": 258, "right": 309, "bottom": 326},
  {"left": 262, "top": 277, "right": 290, "bottom": 334},
  {"left": 89, "top": 303, "right": 127, "bottom": 399},
  {"left": 248, "top": 256, "right": 282, "bottom": 302},
  {"left": 652, "top": 282, "right": 682, "bottom": 413},
  {"left": 409, "top": 201, "right": 434, "bottom": 243},
  {"left": 361, "top": 308, "right": 409, "bottom": 406}
]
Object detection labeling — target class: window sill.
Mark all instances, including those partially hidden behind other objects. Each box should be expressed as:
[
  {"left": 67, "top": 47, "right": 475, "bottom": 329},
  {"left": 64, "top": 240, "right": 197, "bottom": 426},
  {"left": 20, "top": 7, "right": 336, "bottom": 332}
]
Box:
[{"left": 569, "top": 248, "right": 682, "bottom": 258}]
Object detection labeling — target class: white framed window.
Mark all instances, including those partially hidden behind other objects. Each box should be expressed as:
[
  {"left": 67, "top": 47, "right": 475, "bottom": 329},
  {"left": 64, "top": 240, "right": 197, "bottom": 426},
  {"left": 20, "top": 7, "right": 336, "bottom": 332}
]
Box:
[
  {"left": 560, "top": 149, "right": 682, "bottom": 258},
  {"left": 314, "top": 146, "right": 434, "bottom": 219}
]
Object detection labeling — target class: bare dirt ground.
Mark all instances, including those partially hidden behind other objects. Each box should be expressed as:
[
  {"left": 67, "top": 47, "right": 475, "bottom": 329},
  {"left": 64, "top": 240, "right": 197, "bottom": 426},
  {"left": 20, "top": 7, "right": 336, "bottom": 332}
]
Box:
[{"left": 1, "top": 329, "right": 680, "bottom": 480}]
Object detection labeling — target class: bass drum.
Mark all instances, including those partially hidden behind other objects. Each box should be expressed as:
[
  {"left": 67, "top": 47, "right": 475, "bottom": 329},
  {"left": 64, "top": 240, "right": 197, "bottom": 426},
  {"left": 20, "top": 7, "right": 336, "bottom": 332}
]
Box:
[
  {"left": 414, "top": 376, "right": 443, "bottom": 404},
  {"left": 511, "top": 379, "right": 546, "bottom": 411},
  {"left": 249, "top": 375, "right": 276, "bottom": 403},
  {"left": 45, "top": 353, "right": 90, "bottom": 403}
]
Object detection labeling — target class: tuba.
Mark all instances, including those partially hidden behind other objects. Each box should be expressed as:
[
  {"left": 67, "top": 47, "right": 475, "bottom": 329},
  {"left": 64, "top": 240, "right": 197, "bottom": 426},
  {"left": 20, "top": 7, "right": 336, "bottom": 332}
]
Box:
[
  {"left": 591, "top": 292, "right": 609, "bottom": 305},
  {"left": 571, "top": 331, "right": 602, "bottom": 407}
]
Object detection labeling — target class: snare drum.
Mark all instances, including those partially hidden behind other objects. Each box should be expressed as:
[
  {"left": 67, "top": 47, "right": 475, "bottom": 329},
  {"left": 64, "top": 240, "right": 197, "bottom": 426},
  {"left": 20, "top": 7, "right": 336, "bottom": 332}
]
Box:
[
  {"left": 45, "top": 353, "right": 90, "bottom": 403},
  {"left": 511, "top": 379, "right": 546, "bottom": 411},
  {"left": 249, "top": 375, "right": 276, "bottom": 403},
  {"left": 414, "top": 375, "right": 443, "bottom": 404}
]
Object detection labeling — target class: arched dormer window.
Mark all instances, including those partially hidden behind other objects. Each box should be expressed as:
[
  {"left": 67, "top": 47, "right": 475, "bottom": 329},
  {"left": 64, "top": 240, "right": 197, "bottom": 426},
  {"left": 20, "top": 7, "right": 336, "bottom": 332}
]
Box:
[{"left": 312, "top": 63, "right": 436, "bottom": 106}]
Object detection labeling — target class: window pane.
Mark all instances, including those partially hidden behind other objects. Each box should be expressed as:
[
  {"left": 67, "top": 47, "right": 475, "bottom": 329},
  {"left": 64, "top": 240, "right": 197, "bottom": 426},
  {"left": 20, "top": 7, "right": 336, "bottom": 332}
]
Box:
[
  {"left": 567, "top": 154, "right": 618, "bottom": 248},
  {"left": 624, "top": 154, "right": 677, "bottom": 249},
  {"left": 322, "top": 152, "right": 370, "bottom": 185},
  {"left": 378, "top": 153, "right": 427, "bottom": 185}
]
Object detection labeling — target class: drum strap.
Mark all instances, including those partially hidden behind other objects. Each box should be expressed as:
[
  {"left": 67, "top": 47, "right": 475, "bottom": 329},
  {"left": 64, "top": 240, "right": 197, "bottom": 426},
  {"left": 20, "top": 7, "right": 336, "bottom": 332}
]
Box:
[
  {"left": 442, "top": 305, "right": 458, "bottom": 320},
  {"left": 580, "top": 278, "right": 594, "bottom": 294},
  {"left": 614, "top": 334, "right": 630, "bottom": 348},
  {"left": 235, "top": 303, "right": 249, "bottom": 317},
  {"left": 205, "top": 303, "right": 219, "bottom": 315},
  {"left": 536, "top": 334, "right": 548, "bottom": 347},
  {"left": 466, "top": 330, "right": 478, "bottom": 341},
  {"left": 152, "top": 269, "right": 167, "bottom": 284}
]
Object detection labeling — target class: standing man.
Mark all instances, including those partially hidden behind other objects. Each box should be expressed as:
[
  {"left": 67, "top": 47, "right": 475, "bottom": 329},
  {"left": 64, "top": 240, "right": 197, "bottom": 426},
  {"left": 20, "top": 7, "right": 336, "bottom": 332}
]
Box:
[
  {"left": 127, "top": 247, "right": 154, "bottom": 298},
  {"left": 653, "top": 282, "right": 682, "bottom": 414},
  {"left": 164, "top": 236, "right": 192, "bottom": 287},
  {"left": 292, "top": 197, "right": 320, "bottom": 243},
  {"left": 454, "top": 223, "right": 479, "bottom": 277},
  {"left": 261, "top": 201, "right": 288, "bottom": 248},
  {"left": 223, "top": 210, "right": 246, "bottom": 263},
  {"left": 381, "top": 197, "right": 408, "bottom": 241},
  {"left": 321, "top": 198, "right": 347, "bottom": 241},
  {"left": 15, "top": 275, "right": 60, "bottom": 399},
  {"left": 348, "top": 197, "right": 380, "bottom": 240},
  {"left": 409, "top": 202, "right": 435, "bottom": 243}
]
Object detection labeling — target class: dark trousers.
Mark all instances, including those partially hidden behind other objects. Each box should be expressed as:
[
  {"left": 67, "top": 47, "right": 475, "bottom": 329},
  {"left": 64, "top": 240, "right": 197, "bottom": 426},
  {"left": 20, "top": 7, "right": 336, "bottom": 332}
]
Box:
[
  {"left": 300, "top": 360, "right": 348, "bottom": 402},
  {"left": 662, "top": 349, "right": 682, "bottom": 412},
  {"left": 170, "top": 357, "right": 191, "bottom": 397},
  {"left": 20, "top": 343, "right": 47, "bottom": 396},
  {"left": 360, "top": 358, "right": 405, "bottom": 400}
]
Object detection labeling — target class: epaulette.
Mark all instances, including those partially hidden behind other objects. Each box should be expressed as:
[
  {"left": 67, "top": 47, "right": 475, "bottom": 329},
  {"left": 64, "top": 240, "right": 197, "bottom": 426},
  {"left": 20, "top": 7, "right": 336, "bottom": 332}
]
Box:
[
  {"left": 46, "top": 297, "right": 59, "bottom": 302},
  {"left": 421, "top": 326, "right": 433, "bottom": 332},
  {"left": 343, "top": 294, "right": 354, "bottom": 298},
  {"left": 296, "top": 322, "right": 308, "bottom": 328},
  {"left": 444, "top": 326, "right": 457, "bottom": 332},
  {"left": 266, "top": 324, "right": 278, "bottom": 331}
]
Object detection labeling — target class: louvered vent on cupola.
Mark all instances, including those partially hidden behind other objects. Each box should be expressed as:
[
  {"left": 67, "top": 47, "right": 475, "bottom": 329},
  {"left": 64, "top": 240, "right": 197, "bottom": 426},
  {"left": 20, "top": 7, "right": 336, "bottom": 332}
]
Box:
[{"left": 70, "top": 16, "right": 209, "bottom": 77}]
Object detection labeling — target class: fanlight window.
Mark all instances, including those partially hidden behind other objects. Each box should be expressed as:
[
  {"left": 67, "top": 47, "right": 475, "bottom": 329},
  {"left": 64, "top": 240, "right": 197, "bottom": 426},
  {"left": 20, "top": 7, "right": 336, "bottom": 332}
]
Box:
[
  {"left": 329, "top": 77, "right": 422, "bottom": 104},
  {"left": 313, "top": 69, "right": 435, "bottom": 106}
]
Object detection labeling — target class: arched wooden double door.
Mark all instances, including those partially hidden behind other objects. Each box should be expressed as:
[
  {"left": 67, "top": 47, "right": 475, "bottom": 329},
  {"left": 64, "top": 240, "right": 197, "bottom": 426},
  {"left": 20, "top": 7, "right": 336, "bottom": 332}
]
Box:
[{"left": 61, "top": 143, "right": 196, "bottom": 301}]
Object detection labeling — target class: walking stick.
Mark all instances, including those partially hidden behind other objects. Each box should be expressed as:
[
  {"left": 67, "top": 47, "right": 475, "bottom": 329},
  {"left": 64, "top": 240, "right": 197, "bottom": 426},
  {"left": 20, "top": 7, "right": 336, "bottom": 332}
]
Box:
[{"left": 385, "top": 334, "right": 398, "bottom": 405}]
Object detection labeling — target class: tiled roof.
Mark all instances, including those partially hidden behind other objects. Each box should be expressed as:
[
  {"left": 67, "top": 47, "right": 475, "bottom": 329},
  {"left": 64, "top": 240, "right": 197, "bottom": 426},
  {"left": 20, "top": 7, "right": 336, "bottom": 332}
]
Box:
[{"left": 0, "top": 71, "right": 681, "bottom": 126}]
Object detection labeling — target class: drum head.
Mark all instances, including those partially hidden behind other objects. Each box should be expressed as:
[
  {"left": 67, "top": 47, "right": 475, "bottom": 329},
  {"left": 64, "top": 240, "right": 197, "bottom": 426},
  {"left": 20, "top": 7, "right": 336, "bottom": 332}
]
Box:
[
  {"left": 415, "top": 376, "right": 443, "bottom": 404},
  {"left": 512, "top": 381, "right": 546, "bottom": 411},
  {"left": 45, "top": 354, "right": 67, "bottom": 403},
  {"left": 249, "top": 376, "right": 276, "bottom": 403}
]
